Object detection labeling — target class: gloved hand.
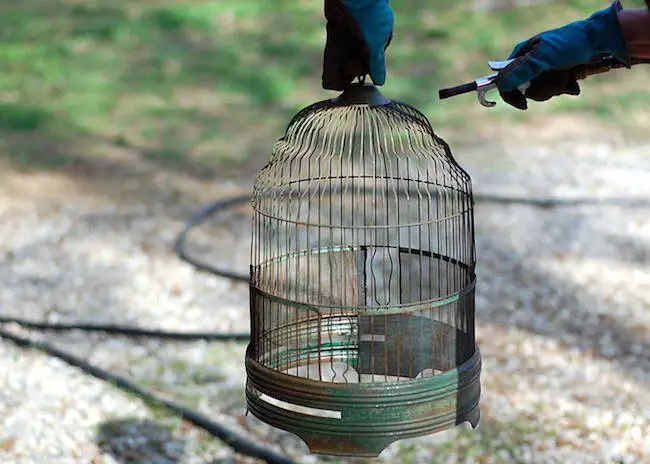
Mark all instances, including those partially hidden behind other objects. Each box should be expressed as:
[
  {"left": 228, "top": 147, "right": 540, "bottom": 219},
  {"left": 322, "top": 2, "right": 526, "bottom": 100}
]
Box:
[
  {"left": 322, "top": 0, "right": 394, "bottom": 91},
  {"left": 496, "top": 1, "right": 630, "bottom": 110}
]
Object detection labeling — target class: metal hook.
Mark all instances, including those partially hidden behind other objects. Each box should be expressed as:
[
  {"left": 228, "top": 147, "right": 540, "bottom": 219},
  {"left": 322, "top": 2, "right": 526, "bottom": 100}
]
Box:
[
  {"left": 475, "top": 75, "right": 499, "bottom": 108},
  {"left": 438, "top": 58, "right": 530, "bottom": 108},
  {"left": 476, "top": 60, "right": 530, "bottom": 108}
]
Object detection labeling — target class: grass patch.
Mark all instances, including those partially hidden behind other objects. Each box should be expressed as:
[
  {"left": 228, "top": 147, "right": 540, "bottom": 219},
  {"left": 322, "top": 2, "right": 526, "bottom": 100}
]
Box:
[
  {"left": 0, "top": 103, "right": 51, "bottom": 130},
  {"left": 1, "top": 0, "right": 649, "bottom": 172}
]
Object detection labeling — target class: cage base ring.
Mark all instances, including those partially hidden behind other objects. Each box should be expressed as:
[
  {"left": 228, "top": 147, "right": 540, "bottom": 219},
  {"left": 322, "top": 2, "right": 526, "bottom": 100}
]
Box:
[{"left": 245, "top": 320, "right": 481, "bottom": 457}]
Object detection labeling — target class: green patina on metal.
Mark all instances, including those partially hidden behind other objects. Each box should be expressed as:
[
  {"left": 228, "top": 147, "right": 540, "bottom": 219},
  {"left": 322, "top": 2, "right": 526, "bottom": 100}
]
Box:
[
  {"left": 246, "top": 344, "right": 481, "bottom": 457},
  {"left": 246, "top": 84, "right": 481, "bottom": 457},
  {"left": 246, "top": 314, "right": 481, "bottom": 456}
]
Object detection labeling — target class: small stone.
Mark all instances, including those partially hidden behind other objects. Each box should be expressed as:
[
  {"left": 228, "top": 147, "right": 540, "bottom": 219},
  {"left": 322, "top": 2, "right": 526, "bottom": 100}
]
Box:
[{"left": 629, "top": 427, "right": 643, "bottom": 441}]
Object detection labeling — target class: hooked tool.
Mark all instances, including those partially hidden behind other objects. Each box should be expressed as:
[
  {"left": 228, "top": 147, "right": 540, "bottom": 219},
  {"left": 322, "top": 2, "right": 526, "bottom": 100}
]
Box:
[
  {"left": 439, "top": 56, "right": 650, "bottom": 108},
  {"left": 438, "top": 59, "right": 524, "bottom": 108}
]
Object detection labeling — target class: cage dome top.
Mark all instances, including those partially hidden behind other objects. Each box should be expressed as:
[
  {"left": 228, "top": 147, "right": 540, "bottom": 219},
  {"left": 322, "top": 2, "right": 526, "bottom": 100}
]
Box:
[{"left": 253, "top": 83, "right": 472, "bottom": 205}]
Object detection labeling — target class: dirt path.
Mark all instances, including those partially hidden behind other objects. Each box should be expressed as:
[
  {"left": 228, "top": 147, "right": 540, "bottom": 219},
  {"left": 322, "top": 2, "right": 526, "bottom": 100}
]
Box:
[{"left": 1, "top": 132, "right": 649, "bottom": 463}]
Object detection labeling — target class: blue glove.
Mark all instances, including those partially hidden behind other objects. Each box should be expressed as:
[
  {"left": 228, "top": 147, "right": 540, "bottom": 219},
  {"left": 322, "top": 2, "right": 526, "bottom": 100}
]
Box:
[
  {"left": 323, "top": 0, "right": 394, "bottom": 91},
  {"left": 496, "top": 1, "right": 630, "bottom": 110}
]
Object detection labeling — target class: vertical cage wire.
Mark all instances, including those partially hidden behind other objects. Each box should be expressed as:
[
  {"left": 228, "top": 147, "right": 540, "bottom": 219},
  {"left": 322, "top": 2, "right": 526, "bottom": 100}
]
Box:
[{"left": 248, "top": 99, "right": 476, "bottom": 385}]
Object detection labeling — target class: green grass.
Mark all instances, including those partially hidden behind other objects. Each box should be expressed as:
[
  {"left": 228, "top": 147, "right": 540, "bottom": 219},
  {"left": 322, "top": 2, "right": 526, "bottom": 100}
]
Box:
[{"left": 1, "top": 0, "right": 649, "bottom": 172}]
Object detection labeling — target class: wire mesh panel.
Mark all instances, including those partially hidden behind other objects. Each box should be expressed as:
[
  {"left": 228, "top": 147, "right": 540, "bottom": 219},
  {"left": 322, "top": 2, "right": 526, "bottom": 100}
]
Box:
[{"left": 246, "top": 84, "right": 481, "bottom": 457}]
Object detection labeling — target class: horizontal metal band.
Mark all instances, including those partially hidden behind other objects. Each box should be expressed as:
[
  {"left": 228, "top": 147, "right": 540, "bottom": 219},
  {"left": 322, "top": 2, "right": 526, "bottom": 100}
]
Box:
[
  {"left": 245, "top": 345, "right": 481, "bottom": 456},
  {"left": 250, "top": 277, "right": 476, "bottom": 316},
  {"left": 251, "top": 206, "right": 470, "bottom": 230},
  {"left": 246, "top": 344, "right": 481, "bottom": 408},
  {"left": 252, "top": 245, "right": 472, "bottom": 273}
]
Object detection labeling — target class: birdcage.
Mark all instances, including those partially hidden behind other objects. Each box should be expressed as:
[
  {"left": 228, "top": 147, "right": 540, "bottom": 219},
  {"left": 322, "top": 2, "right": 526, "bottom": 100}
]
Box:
[{"left": 245, "top": 83, "right": 481, "bottom": 457}]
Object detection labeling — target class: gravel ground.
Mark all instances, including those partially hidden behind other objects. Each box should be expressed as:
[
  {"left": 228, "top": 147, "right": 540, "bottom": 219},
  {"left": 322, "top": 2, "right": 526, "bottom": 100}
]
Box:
[{"left": 1, "top": 131, "right": 649, "bottom": 463}]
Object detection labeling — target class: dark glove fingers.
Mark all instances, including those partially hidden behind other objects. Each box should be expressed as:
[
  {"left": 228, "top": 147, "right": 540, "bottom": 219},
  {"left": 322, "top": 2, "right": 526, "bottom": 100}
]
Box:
[
  {"left": 322, "top": 0, "right": 370, "bottom": 91},
  {"left": 565, "top": 78, "right": 581, "bottom": 96},
  {"left": 501, "top": 70, "right": 580, "bottom": 110},
  {"left": 322, "top": 22, "right": 368, "bottom": 90},
  {"left": 525, "top": 71, "right": 581, "bottom": 102},
  {"left": 499, "top": 89, "right": 528, "bottom": 110}
]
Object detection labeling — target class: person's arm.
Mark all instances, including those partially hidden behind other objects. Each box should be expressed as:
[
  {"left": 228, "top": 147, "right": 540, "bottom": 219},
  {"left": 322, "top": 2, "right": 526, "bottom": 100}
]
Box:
[
  {"left": 495, "top": 1, "right": 648, "bottom": 110},
  {"left": 618, "top": 9, "right": 650, "bottom": 58}
]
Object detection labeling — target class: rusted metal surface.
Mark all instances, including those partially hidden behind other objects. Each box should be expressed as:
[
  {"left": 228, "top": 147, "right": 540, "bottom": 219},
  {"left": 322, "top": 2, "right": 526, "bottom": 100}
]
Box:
[
  {"left": 246, "top": 83, "right": 481, "bottom": 457},
  {"left": 246, "top": 331, "right": 481, "bottom": 457}
]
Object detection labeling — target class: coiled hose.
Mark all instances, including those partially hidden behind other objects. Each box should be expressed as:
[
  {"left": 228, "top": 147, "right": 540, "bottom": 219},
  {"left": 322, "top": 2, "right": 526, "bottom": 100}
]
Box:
[
  {"left": 0, "top": 193, "right": 296, "bottom": 464},
  {"left": 2, "top": 190, "right": 650, "bottom": 463}
]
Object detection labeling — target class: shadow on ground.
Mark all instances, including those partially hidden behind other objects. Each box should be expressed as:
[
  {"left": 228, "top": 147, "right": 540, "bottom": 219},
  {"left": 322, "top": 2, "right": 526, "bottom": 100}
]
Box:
[
  {"left": 0, "top": 101, "right": 271, "bottom": 180},
  {"left": 3, "top": 3, "right": 650, "bottom": 461},
  {"left": 96, "top": 418, "right": 186, "bottom": 464},
  {"left": 475, "top": 203, "right": 650, "bottom": 382},
  {"left": 3, "top": 134, "right": 650, "bottom": 462}
]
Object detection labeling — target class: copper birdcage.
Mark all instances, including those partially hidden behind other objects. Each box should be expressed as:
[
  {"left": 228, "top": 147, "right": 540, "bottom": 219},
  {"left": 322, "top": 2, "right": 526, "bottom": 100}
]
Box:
[{"left": 245, "top": 83, "right": 481, "bottom": 457}]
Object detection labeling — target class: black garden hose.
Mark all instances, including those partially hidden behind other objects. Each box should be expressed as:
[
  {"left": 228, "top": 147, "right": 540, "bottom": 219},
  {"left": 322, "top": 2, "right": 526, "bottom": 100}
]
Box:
[
  {"left": 2, "top": 189, "right": 650, "bottom": 463},
  {"left": 0, "top": 192, "right": 297, "bottom": 464}
]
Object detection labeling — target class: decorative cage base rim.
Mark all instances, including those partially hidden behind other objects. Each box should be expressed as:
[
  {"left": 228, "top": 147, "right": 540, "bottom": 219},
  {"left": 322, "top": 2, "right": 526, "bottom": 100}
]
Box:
[{"left": 244, "top": 345, "right": 481, "bottom": 457}]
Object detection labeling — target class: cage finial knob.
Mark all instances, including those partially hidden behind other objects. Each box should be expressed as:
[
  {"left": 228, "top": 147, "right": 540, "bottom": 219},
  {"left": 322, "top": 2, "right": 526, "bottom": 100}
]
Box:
[{"left": 331, "top": 82, "right": 391, "bottom": 107}]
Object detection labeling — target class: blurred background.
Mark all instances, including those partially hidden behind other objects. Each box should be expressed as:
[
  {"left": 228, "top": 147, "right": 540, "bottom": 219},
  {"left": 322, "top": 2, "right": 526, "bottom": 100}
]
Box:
[{"left": 1, "top": 0, "right": 649, "bottom": 463}]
